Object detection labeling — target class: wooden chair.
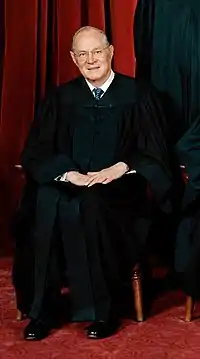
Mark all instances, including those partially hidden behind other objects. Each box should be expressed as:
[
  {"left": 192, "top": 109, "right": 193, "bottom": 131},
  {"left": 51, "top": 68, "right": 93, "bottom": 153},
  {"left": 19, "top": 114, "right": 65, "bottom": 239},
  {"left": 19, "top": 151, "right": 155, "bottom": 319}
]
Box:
[
  {"left": 180, "top": 165, "right": 194, "bottom": 322},
  {"left": 16, "top": 310, "right": 26, "bottom": 321},
  {"left": 130, "top": 164, "right": 195, "bottom": 323},
  {"left": 132, "top": 264, "right": 144, "bottom": 321},
  {"left": 131, "top": 265, "right": 195, "bottom": 322},
  {"left": 185, "top": 296, "right": 194, "bottom": 322}
]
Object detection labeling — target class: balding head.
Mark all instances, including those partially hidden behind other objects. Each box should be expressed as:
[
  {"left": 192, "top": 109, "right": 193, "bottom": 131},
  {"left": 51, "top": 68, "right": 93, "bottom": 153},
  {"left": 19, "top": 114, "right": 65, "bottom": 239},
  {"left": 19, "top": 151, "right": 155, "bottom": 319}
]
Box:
[{"left": 72, "top": 26, "right": 109, "bottom": 51}]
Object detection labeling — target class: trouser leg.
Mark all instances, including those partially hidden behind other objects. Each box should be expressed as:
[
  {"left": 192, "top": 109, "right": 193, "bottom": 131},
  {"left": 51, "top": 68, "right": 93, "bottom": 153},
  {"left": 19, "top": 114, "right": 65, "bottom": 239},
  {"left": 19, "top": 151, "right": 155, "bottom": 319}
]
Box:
[
  {"left": 29, "top": 186, "right": 60, "bottom": 321},
  {"left": 58, "top": 187, "right": 121, "bottom": 321}
]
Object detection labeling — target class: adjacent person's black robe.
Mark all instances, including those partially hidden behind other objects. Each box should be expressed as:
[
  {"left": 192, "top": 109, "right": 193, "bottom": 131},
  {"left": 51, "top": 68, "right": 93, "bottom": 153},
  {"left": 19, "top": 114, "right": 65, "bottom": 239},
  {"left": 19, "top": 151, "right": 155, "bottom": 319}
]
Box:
[
  {"left": 134, "top": 0, "right": 200, "bottom": 144},
  {"left": 175, "top": 117, "right": 200, "bottom": 297},
  {"left": 13, "top": 73, "right": 172, "bottom": 322},
  {"left": 134, "top": 0, "right": 200, "bottom": 297}
]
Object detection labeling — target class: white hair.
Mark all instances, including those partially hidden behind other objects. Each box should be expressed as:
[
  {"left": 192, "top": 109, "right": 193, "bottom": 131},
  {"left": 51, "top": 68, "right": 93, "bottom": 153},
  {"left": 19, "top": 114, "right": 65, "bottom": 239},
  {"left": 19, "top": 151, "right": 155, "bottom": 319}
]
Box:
[{"left": 71, "top": 26, "right": 109, "bottom": 50}]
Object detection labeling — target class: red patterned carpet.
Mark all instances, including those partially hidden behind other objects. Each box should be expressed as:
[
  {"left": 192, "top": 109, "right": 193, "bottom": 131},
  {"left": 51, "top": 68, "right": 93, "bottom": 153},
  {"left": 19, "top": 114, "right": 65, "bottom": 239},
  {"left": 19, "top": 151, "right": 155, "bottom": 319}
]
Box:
[{"left": 1, "top": 258, "right": 200, "bottom": 359}]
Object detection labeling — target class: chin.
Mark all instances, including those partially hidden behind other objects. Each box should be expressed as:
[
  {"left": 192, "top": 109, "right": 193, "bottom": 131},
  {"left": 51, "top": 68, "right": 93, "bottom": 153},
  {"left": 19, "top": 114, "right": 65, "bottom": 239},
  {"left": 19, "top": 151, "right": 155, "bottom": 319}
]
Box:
[
  {"left": 86, "top": 70, "right": 103, "bottom": 80},
  {"left": 88, "top": 77, "right": 101, "bottom": 83},
  {"left": 87, "top": 73, "right": 101, "bottom": 80}
]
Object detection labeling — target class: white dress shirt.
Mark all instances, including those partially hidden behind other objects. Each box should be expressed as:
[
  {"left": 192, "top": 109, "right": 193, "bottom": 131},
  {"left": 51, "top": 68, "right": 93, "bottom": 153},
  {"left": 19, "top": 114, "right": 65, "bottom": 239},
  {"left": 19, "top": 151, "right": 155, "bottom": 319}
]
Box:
[{"left": 85, "top": 70, "right": 115, "bottom": 97}]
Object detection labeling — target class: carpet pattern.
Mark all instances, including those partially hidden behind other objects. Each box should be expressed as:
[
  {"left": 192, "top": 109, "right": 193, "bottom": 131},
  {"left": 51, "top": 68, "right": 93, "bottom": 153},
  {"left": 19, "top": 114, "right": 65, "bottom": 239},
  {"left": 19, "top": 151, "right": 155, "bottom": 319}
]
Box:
[{"left": 1, "top": 258, "right": 200, "bottom": 359}]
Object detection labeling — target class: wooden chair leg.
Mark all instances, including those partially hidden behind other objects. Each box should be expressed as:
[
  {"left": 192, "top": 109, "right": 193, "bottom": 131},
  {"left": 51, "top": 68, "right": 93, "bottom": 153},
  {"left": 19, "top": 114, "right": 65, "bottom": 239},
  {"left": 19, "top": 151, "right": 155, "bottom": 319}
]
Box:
[
  {"left": 132, "top": 264, "right": 144, "bottom": 322},
  {"left": 16, "top": 309, "right": 23, "bottom": 321},
  {"left": 16, "top": 309, "right": 27, "bottom": 321},
  {"left": 185, "top": 296, "right": 194, "bottom": 322}
]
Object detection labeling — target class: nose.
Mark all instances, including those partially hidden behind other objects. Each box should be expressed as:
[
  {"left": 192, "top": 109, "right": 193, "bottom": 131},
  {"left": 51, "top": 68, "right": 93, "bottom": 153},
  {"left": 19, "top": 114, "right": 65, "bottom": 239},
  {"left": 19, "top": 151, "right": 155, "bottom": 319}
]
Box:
[{"left": 87, "top": 51, "right": 96, "bottom": 64}]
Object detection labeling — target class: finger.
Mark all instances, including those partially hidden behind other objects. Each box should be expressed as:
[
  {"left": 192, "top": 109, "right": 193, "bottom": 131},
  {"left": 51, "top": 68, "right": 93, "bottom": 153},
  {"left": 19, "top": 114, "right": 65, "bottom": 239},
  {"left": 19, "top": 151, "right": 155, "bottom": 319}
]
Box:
[
  {"left": 87, "top": 171, "right": 99, "bottom": 175},
  {"left": 87, "top": 173, "right": 102, "bottom": 185},
  {"left": 86, "top": 176, "right": 97, "bottom": 186},
  {"left": 88, "top": 176, "right": 106, "bottom": 187},
  {"left": 102, "top": 178, "right": 113, "bottom": 184},
  {"left": 88, "top": 179, "right": 99, "bottom": 187},
  {"left": 87, "top": 175, "right": 99, "bottom": 183},
  {"left": 84, "top": 179, "right": 92, "bottom": 186},
  {"left": 88, "top": 180, "right": 97, "bottom": 187}
]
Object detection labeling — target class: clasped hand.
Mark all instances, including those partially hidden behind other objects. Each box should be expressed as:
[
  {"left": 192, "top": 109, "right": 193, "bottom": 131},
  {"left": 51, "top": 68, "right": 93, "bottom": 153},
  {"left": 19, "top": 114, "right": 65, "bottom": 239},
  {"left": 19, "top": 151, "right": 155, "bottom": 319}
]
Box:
[{"left": 66, "top": 162, "right": 128, "bottom": 187}]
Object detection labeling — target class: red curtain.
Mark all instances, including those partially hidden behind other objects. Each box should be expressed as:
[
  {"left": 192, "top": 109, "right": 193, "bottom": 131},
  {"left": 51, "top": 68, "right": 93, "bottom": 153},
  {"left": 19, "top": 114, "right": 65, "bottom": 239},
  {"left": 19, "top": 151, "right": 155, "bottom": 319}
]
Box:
[{"left": 0, "top": 0, "right": 138, "bottom": 254}]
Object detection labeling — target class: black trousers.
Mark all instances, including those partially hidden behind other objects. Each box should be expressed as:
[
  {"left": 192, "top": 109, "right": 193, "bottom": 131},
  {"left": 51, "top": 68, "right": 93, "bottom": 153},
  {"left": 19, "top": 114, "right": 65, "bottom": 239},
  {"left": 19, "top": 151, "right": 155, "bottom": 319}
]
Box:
[{"left": 26, "top": 175, "right": 150, "bottom": 322}]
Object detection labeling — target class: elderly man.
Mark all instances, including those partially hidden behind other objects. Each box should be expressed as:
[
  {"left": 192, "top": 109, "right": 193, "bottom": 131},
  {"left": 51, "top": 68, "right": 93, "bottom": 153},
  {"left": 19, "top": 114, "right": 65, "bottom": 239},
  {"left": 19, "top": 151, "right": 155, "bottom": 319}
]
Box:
[{"left": 19, "top": 26, "right": 172, "bottom": 340}]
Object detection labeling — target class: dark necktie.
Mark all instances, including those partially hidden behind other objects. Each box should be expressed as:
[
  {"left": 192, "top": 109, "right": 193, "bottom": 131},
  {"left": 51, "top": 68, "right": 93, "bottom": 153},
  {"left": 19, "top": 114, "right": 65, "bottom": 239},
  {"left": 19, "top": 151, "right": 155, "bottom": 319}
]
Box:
[{"left": 93, "top": 88, "right": 104, "bottom": 100}]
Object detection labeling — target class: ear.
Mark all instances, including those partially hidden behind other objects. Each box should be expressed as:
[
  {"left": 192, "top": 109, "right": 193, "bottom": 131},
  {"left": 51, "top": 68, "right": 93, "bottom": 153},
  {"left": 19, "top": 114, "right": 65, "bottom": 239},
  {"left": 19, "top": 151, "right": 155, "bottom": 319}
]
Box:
[
  {"left": 70, "top": 51, "right": 78, "bottom": 66},
  {"left": 109, "top": 45, "right": 114, "bottom": 60}
]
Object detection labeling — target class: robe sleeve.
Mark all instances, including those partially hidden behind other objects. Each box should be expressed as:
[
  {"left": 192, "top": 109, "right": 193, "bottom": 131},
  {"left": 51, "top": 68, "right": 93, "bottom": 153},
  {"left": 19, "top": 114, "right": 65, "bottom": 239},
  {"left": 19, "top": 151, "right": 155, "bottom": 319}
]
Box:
[
  {"left": 129, "top": 82, "right": 173, "bottom": 212},
  {"left": 21, "top": 90, "right": 79, "bottom": 184}
]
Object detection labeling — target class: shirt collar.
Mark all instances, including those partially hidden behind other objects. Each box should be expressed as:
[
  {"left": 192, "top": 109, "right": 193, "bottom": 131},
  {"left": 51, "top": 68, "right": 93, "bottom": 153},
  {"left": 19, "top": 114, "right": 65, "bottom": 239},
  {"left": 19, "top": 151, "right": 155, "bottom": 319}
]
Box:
[{"left": 85, "top": 70, "right": 115, "bottom": 95}]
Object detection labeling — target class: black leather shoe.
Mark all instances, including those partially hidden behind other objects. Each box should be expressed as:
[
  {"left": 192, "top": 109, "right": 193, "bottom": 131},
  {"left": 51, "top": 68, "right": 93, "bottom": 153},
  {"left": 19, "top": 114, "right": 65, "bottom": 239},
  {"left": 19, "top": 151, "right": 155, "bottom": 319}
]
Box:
[
  {"left": 24, "top": 320, "right": 51, "bottom": 341},
  {"left": 87, "top": 319, "right": 119, "bottom": 339}
]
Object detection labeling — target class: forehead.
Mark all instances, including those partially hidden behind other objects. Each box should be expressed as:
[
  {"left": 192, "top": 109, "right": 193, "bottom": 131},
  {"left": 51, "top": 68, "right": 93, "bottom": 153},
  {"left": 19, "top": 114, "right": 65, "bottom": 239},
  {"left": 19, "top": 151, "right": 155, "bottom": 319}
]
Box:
[{"left": 74, "top": 30, "right": 105, "bottom": 51}]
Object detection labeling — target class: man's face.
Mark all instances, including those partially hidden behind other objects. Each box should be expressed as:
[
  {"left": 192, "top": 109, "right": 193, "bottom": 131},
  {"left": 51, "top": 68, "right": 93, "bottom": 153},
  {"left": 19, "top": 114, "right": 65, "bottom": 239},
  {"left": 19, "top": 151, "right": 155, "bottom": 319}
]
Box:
[{"left": 70, "top": 30, "right": 114, "bottom": 86}]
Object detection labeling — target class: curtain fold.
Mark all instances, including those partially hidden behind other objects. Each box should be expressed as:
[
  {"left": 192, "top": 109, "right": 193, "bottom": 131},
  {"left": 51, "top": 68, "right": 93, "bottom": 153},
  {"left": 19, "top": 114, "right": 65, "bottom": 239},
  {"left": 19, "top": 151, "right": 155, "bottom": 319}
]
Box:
[
  {"left": 37, "top": 0, "right": 48, "bottom": 100},
  {"left": 110, "top": 0, "right": 137, "bottom": 75},
  {"left": 0, "top": 0, "right": 138, "bottom": 254}
]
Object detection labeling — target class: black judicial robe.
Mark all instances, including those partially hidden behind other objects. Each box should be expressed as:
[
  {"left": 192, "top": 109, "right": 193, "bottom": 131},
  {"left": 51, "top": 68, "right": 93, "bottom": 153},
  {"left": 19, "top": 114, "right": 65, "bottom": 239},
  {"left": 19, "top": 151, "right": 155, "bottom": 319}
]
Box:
[
  {"left": 14, "top": 73, "right": 172, "bottom": 320},
  {"left": 134, "top": 0, "right": 200, "bottom": 297},
  {"left": 134, "top": 0, "right": 200, "bottom": 144},
  {"left": 175, "top": 117, "right": 200, "bottom": 297}
]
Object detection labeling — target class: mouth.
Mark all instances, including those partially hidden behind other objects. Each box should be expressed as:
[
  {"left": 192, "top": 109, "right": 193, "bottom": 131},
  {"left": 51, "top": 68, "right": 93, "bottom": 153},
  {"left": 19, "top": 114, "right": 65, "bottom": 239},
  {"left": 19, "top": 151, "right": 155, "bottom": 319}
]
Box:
[{"left": 87, "top": 67, "right": 100, "bottom": 71}]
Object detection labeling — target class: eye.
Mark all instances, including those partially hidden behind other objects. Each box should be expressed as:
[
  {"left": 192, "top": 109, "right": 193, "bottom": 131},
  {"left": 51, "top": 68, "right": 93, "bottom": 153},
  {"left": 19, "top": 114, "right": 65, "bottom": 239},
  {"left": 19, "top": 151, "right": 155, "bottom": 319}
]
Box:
[
  {"left": 79, "top": 52, "right": 86, "bottom": 58},
  {"left": 95, "top": 50, "right": 102, "bottom": 55}
]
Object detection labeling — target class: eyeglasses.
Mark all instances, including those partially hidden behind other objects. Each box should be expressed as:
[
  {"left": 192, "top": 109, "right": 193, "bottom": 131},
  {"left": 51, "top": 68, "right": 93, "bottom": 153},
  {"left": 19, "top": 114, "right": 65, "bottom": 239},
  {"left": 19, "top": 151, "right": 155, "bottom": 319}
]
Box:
[{"left": 73, "top": 45, "right": 110, "bottom": 63}]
